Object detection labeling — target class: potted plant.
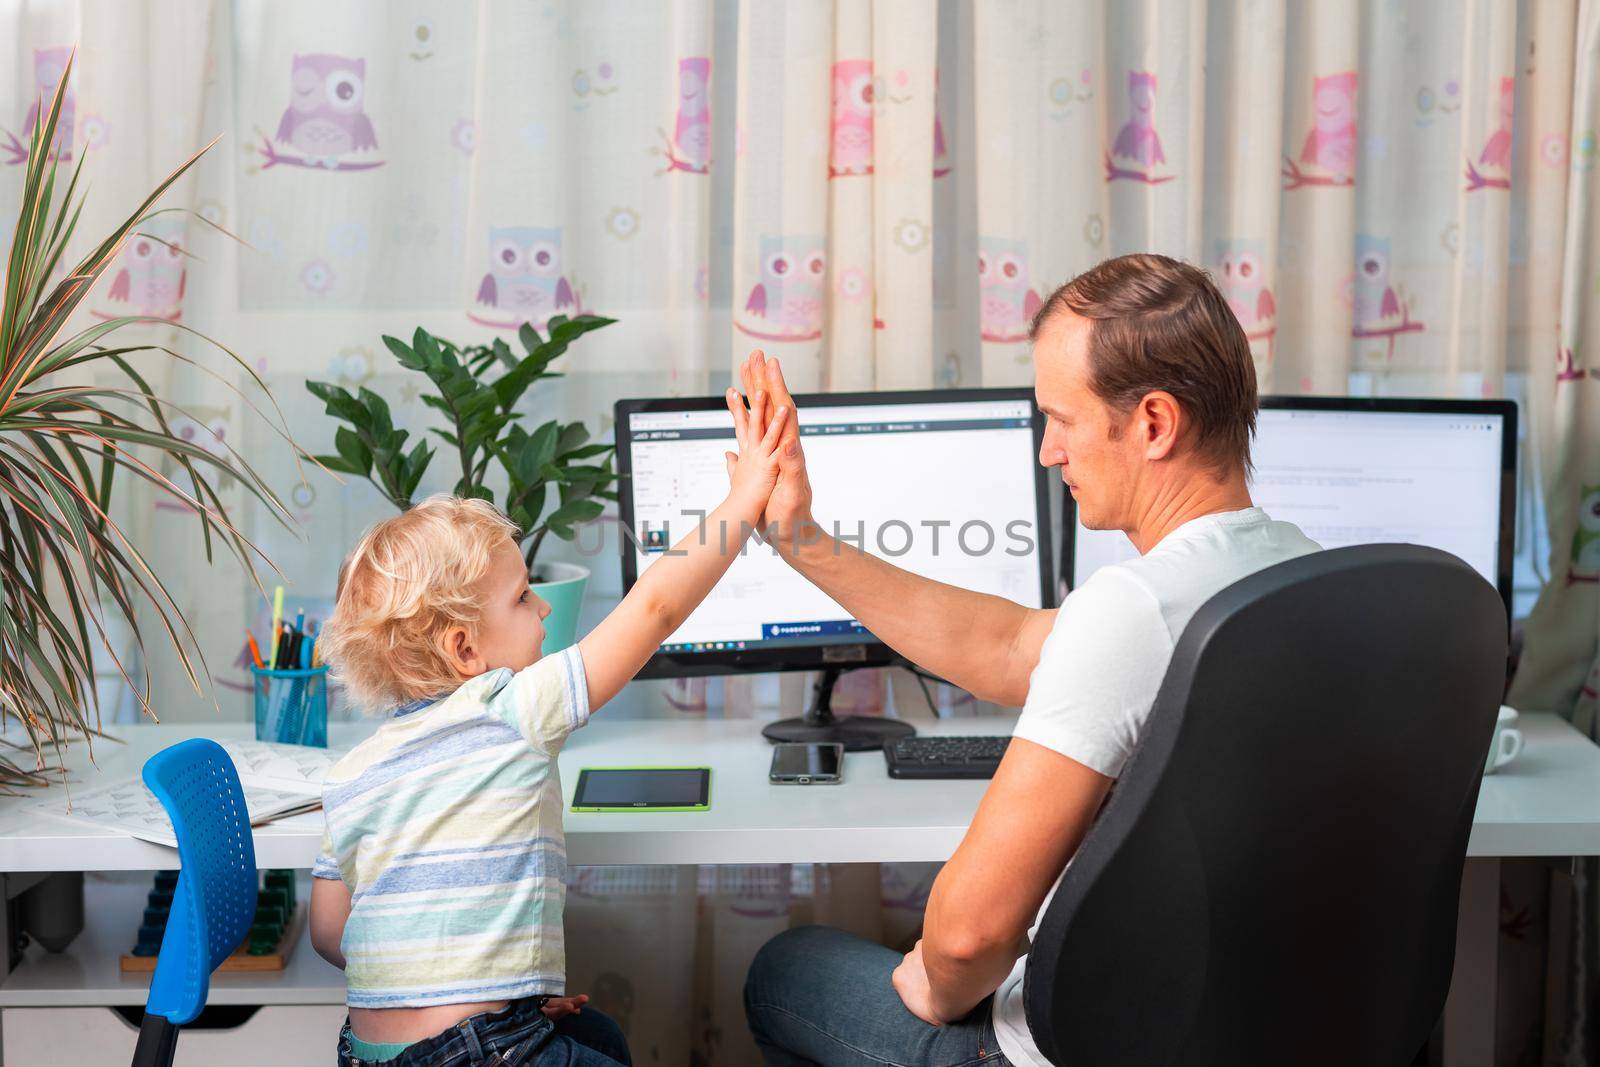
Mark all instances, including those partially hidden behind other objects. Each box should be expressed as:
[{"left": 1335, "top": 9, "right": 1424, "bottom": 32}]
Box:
[
  {"left": 0, "top": 60, "right": 298, "bottom": 786},
  {"left": 306, "top": 318, "right": 618, "bottom": 653}
]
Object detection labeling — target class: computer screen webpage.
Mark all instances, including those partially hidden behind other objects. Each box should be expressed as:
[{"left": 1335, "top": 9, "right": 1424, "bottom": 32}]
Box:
[
  {"left": 625, "top": 399, "right": 1045, "bottom": 652},
  {"left": 1072, "top": 407, "right": 1506, "bottom": 587}
]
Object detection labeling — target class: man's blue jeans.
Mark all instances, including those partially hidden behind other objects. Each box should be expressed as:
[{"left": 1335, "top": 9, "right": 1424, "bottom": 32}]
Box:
[{"left": 744, "top": 926, "right": 1013, "bottom": 1067}]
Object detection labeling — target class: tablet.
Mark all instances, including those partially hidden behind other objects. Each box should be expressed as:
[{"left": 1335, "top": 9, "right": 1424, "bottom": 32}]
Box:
[{"left": 571, "top": 766, "right": 712, "bottom": 812}]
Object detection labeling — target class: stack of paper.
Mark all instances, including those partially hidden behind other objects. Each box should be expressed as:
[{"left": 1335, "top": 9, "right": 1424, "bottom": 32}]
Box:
[{"left": 31, "top": 739, "right": 348, "bottom": 848}]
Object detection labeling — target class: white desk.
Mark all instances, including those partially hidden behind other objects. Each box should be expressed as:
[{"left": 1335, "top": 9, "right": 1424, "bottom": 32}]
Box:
[
  {"left": 1, "top": 712, "right": 1594, "bottom": 871},
  {"left": 0, "top": 711, "right": 1591, "bottom": 1067}
]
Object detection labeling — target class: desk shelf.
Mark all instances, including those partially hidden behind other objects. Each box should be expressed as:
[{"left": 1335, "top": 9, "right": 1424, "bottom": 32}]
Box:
[{"left": 0, "top": 872, "right": 345, "bottom": 1007}]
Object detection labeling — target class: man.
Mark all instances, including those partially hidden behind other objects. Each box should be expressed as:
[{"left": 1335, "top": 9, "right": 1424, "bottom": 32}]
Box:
[{"left": 736, "top": 253, "right": 1321, "bottom": 1067}]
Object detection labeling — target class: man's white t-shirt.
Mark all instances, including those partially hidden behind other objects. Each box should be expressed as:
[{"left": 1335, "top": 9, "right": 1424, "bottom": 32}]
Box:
[{"left": 991, "top": 506, "right": 1320, "bottom": 1067}]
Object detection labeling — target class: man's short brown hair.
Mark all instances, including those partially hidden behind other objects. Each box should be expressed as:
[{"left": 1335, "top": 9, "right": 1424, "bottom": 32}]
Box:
[{"left": 1030, "top": 252, "right": 1257, "bottom": 475}]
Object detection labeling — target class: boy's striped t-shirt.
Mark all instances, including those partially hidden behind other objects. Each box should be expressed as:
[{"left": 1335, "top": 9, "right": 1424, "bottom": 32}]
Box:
[{"left": 313, "top": 646, "right": 589, "bottom": 1008}]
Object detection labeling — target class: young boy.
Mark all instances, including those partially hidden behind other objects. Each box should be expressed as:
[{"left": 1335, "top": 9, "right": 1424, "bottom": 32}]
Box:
[{"left": 310, "top": 391, "right": 790, "bottom": 1066}]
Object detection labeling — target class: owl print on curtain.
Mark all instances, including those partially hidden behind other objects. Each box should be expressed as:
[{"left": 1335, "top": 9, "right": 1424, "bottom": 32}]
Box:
[
  {"left": 657, "top": 56, "right": 711, "bottom": 175},
  {"left": 2, "top": 46, "right": 74, "bottom": 165},
  {"left": 1214, "top": 240, "right": 1276, "bottom": 363},
  {"left": 468, "top": 226, "right": 586, "bottom": 331},
  {"left": 1348, "top": 234, "right": 1425, "bottom": 360},
  {"left": 94, "top": 217, "right": 187, "bottom": 322},
  {"left": 1465, "top": 76, "right": 1514, "bottom": 192},
  {"left": 1105, "top": 71, "right": 1173, "bottom": 185},
  {"left": 1283, "top": 71, "right": 1357, "bottom": 189},
  {"left": 829, "top": 59, "right": 874, "bottom": 178},
  {"left": 978, "top": 237, "right": 1043, "bottom": 345},
  {"left": 736, "top": 237, "right": 826, "bottom": 342},
  {"left": 257, "top": 53, "right": 384, "bottom": 171}
]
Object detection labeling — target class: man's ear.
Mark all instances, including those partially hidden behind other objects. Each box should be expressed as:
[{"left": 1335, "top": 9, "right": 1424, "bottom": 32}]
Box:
[
  {"left": 437, "top": 624, "right": 484, "bottom": 679},
  {"left": 1141, "top": 391, "right": 1182, "bottom": 461}
]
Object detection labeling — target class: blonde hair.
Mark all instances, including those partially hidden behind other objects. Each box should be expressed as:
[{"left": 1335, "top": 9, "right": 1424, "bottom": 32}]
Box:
[{"left": 320, "top": 494, "right": 520, "bottom": 713}]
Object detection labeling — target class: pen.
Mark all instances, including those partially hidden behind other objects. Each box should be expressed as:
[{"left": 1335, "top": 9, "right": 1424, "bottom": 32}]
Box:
[{"left": 246, "top": 632, "right": 264, "bottom": 670}]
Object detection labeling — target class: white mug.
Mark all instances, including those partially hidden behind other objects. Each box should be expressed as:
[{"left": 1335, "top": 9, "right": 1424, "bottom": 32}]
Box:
[{"left": 1484, "top": 705, "right": 1525, "bottom": 775}]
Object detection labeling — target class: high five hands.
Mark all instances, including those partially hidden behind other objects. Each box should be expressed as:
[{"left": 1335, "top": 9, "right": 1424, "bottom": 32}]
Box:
[{"left": 723, "top": 350, "right": 816, "bottom": 551}]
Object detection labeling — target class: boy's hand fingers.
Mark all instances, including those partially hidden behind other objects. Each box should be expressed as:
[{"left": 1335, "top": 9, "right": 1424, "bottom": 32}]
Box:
[{"left": 725, "top": 387, "right": 748, "bottom": 448}]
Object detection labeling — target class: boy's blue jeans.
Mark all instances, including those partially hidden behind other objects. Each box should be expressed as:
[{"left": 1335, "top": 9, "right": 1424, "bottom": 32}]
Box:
[{"left": 337, "top": 997, "right": 631, "bottom": 1067}]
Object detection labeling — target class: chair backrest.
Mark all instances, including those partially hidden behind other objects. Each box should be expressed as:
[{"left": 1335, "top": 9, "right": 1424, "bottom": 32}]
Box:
[
  {"left": 1023, "top": 544, "right": 1508, "bottom": 1067},
  {"left": 141, "top": 739, "right": 258, "bottom": 1026}
]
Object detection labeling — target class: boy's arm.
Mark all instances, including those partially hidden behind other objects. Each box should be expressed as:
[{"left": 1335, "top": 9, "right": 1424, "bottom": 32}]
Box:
[
  {"left": 309, "top": 876, "right": 350, "bottom": 969},
  {"left": 578, "top": 391, "right": 789, "bottom": 710}
]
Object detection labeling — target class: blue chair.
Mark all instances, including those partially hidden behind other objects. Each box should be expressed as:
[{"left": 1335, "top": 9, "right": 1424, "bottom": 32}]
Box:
[{"left": 132, "top": 739, "right": 259, "bottom": 1067}]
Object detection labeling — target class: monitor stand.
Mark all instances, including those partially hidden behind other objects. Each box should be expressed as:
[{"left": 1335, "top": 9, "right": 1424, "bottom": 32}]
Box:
[{"left": 760, "top": 665, "right": 917, "bottom": 752}]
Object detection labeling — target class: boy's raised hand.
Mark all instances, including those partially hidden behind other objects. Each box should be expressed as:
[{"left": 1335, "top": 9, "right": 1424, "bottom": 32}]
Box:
[{"left": 722, "top": 383, "right": 789, "bottom": 515}]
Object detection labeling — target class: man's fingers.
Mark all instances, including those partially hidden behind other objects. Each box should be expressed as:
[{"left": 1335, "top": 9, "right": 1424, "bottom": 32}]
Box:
[
  {"left": 750, "top": 389, "right": 767, "bottom": 443},
  {"left": 741, "top": 350, "right": 764, "bottom": 404},
  {"left": 764, "top": 358, "right": 802, "bottom": 446},
  {"left": 760, "top": 405, "right": 790, "bottom": 453},
  {"left": 725, "top": 451, "right": 737, "bottom": 482}
]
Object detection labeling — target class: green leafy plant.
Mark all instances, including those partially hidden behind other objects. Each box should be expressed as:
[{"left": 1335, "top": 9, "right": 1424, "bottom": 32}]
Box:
[
  {"left": 306, "top": 317, "right": 618, "bottom": 575},
  {"left": 0, "top": 59, "right": 299, "bottom": 786}
]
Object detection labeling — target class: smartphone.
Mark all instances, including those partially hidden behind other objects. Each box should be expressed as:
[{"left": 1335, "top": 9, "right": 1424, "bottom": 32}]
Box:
[{"left": 769, "top": 742, "right": 845, "bottom": 785}]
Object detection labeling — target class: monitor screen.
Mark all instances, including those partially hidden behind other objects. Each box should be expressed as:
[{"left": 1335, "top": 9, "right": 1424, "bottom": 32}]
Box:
[
  {"left": 1069, "top": 399, "right": 1516, "bottom": 607},
  {"left": 616, "top": 389, "right": 1054, "bottom": 676}
]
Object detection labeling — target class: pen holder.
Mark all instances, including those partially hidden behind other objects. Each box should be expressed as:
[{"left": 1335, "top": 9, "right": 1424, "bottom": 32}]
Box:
[{"left": 251, "top": 666, "right": 330, "bottom": 748}]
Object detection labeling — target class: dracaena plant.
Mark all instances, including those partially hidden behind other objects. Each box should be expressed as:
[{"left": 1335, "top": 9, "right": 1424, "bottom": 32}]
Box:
[
  {"left": 0, "top": 59, "right": 300, "bottom": 786},
  {"left": 306, "top": 317, "right": 619, "bottom": 577}
]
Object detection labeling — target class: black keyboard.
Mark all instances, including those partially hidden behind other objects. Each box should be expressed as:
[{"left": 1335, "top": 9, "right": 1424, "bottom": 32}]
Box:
[{"left": 884, "top": 735, "right": 1011, "bottom": 779}]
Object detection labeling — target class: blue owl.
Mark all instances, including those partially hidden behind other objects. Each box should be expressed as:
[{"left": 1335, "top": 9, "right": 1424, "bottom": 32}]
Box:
[
  {"left": 1353, "top": 234, "right": 1401, "bottom": 331},
  {"left": 1214, "top": 239, "right": 1275, "bottom": 330},
  {"left": 476, "top": 226, "right": 575, "bottom": 322},
  {"left": 743, "top": 236, "right": 826, "bottom": 335}
]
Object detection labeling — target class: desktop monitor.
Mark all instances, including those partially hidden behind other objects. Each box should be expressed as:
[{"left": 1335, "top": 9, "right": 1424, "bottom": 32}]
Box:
[
  {"left": 1066, "top": 397, "right": 1518, "bottom": 614},
  {"left": 615, "top": 388, "right": 1054, "bottom": 747}
]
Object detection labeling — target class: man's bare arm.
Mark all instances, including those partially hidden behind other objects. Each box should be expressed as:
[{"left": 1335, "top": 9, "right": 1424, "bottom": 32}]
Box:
[{"left": 781, "top": 531, "right": 1054, "bottom": 707}]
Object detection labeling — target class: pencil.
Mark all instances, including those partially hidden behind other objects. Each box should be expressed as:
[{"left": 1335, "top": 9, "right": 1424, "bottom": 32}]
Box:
[
  {"left": 246, "top": 632, "right": 264, "bottom": 670},
  {"left": 267, "top": 586, "right": 285, "bottom": 670}
]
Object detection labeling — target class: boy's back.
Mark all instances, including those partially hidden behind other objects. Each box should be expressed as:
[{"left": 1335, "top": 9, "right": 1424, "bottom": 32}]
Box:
[{"left": 316, "top": 646, "right": 588, "bottom": 1007}]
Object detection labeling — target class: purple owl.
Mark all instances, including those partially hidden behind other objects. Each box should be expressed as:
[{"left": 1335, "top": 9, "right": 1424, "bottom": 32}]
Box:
[
  {"left": 475, "top": 226, "right": 575, "bottom": 327},
  {"left": 1111, "top": 71, "right": 1164, "bottom": 168},
  {"left": 673, "top": 57, "right": 711, "bottom": 171},
  {"left": 24, "top": 47, "right": 75, "bottom": 161},
  {"left": 829, "top": 59, "right": 874, "bottom": 177},
  {"left": 275, "top": 54, "right": 378, "bottom": 166}
]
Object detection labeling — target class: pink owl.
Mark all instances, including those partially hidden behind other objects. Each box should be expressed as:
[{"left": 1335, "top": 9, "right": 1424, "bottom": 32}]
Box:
[
  {"left": 829, "top": 59, "right": 874, "bottom": 177},
  {"left": 672, "top": 57, "right": 711, "bottom": 172},
  {"left": 1300, "top": 71, "right": 1357, "bottom": 179},
  {"left": 275, "top": 54, "right": 378, "bottom": 166},
  {"left": 106, "top": 221, "right": 186, "bottom": 320},
  {"left": 1111, "top": 71, "right": 1164, "bottom": 167},
  {"left": 979, "top": 237, "right": 1043, "bottom": 344},
  {"left": 23, "top": 47, "right": 74, "bottom": 161},
  {"left": 738, "top": 236, "right": 826, "bottom": 340},
  {"left": 1478, "top": 76, "right": 1514, "bottom": 169}
]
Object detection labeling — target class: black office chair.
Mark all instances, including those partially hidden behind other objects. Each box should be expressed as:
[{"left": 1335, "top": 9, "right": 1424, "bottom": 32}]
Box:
[{"left": 1023, "top": 544, "right": 1508, "bottom": 1067}]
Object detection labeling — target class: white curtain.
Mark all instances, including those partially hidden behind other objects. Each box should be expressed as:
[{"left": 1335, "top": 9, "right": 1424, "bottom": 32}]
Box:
[{"left": 5, "top": 0, "right": 1600, "bottom": 1061}]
